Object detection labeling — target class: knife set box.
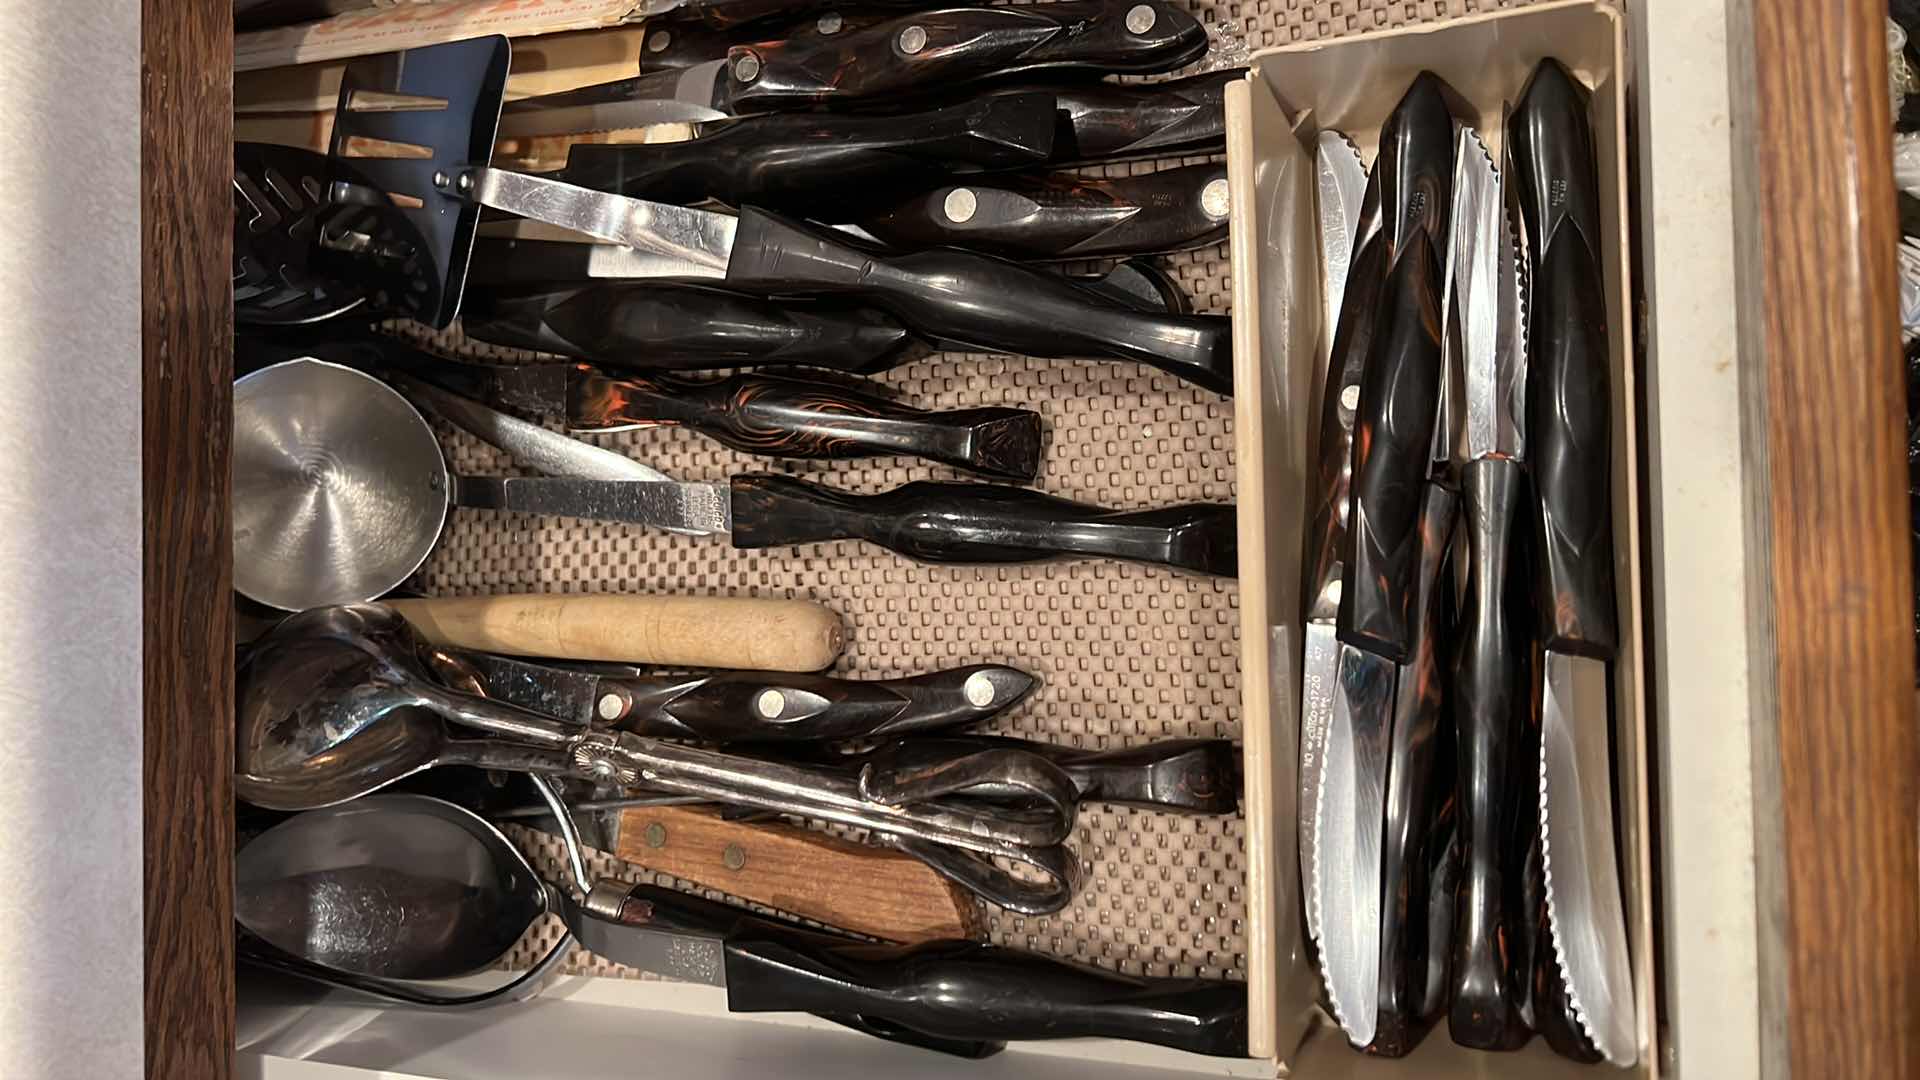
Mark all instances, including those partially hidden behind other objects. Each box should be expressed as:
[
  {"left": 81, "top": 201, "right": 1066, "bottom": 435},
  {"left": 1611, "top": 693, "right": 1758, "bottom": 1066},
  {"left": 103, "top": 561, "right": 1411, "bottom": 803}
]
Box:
[{"left": 1226, "top": 0, "right": 1654, "bottom": 1072}]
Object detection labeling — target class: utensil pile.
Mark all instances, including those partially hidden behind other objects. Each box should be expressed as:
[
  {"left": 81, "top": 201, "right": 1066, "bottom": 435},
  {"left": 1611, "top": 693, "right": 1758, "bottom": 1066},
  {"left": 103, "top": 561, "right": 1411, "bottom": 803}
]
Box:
[
  {"left": 1297, "top": 63, "right": 1634, "bottom": 1065},
  {"left": 229, "top": 1, "right": 1250, "bottom": 1060}
]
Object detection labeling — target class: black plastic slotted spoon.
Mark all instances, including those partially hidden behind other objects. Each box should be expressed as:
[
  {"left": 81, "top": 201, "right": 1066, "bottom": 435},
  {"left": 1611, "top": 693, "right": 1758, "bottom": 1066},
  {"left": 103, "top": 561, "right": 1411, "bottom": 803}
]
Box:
[{"left": 326, "top": 35, "right": 1235, "bottom": 394}]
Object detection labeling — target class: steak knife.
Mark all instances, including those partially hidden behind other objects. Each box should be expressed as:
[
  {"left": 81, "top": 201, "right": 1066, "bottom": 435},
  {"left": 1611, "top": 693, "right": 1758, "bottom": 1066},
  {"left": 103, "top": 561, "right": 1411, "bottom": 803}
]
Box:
[
  {"left": 499, "top": 2, "right": 1209, "bottom": 136},
  {"left": 452, "top": 472, "right": 1237, "bottom": 576},
  {"left": 850, "top": 163, "right": 1231, "bottom": 260},
  {"left": 1442, "top": 127, "right": 1533, "bottom": 1052},
  {"left": 560, "top": 881, "right": 1249, "bottom": 1057},
  {"left": 442, "top": 168, "right": 1234, "bottom": 394},
  {"left": 445, "top": 650, "right": 1037, "bottom": 741},
  {"left": 1510, "top": 58, "right": 1634, "bottom": 1068},
  {"left": 1299, "top": 132, "right": 1383, "bottom": 1045},
  {"left": 421, "top": 360, "right": 1046, "bottom": 481}
]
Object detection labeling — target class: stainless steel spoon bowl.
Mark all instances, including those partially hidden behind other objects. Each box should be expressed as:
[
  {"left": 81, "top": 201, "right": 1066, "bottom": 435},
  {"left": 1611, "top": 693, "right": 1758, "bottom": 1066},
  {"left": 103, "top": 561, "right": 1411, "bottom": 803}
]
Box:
[
  {"left": 234, "top": 357, "right": 449, "bottom": 611},
  {"left": 237, "top": 793, "right": 547, "bottom": 981},
  {"left": 236, "top": 604, "right": 579, "bottom": 811}
]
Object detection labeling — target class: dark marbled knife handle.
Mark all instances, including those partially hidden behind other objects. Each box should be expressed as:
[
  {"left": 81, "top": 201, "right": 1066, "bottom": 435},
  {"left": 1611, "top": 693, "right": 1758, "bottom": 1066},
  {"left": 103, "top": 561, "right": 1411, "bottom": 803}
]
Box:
[
  {"left": 576, "top": 369, "right": 1043, "bottom": 479},
  {"left": 853, "top": 163, "right": 1229, "bottom": 260},
  {"left": 718, "top": 2, "right": 1207, "bottom": 112},
  {"left": 728, "top": 475, "right": 1237, "bottom": 576},
  {"left": 610, "top": 665, "right": 1037, "bottom": 742},
  {"left": 725, "top": 206, "right": 1234, "bottom": 394},
  {"left": 1338, "top": 229, "right": 1444, "bottom": 662},
  {"left": 992, "top": 69, "right": 1235, "bottom": 164},
  {"left": 556, "top": 93, "right": 1054, "bottom": 214}
]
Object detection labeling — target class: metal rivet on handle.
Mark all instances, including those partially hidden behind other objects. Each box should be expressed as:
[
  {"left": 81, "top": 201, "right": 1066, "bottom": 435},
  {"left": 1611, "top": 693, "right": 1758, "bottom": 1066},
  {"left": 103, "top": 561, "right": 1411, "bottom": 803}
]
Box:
[
  {"left": 644, "top": 822, "right": 668, "bottom": 848},
  {"left": 596, "top": 692, "right": 625, "bottom": 722},
  {"left": 756, "top": 689, "right": 787, "bottom": 718},
  {"left": 898, "top": 24, "right": 928, "bottom": 54},
  {"left": 963, "top": 671, "right": 998, "bottom": 708},
  {"left": 1200, "top": 177, "right": 1231, "bottom": 220},
  {"left": 723, "top": 844, "right": 748, "bottom": 870},
  {"left": 1340, "top": 384, "right": 1361, "bottom": 411},
  {"left": 647, "top": 30, "right": 671, "bottom": 52},
  {"left": 1125, "top": 3, "right": 1157, "bottom": 34},
  {"left": 456, "top": 173, "right": 474, "bottom": 194},
  {"left": 732, "top": 52, "right": 762, "bottom": 82},
  {"left": 943, "top": 187, "right": 978, "bottom": 224},
  {"left": 817, "top": 11, "right": 843, "bottom": 33},
  {"left": 432, "top": 171, "right": 450, "bottom": 189}
]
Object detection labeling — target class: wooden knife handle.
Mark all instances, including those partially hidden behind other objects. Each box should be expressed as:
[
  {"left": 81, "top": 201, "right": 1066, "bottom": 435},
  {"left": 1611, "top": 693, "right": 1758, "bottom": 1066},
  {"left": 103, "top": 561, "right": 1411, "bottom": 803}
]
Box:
[
  {"left": 387, "top": 594, "right": 845, "bottom": 672},
  {"left": 611, "top": 806, "right": 981, "bottom": 944}
]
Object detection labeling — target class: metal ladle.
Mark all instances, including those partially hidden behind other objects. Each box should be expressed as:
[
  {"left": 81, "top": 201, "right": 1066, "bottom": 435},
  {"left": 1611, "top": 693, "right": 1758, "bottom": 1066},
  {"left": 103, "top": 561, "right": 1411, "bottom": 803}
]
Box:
[
  {"left": 236, "top": 782, "right": 589, "bottom": 1009},
  {"left": 237, "top": 604, "right": 1084, "bottom": 913}
]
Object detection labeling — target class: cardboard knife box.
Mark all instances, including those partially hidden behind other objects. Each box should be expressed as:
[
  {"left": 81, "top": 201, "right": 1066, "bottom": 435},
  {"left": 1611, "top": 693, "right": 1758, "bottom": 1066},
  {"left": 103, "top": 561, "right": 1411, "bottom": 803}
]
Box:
[
  {"left": 1226, "top": 0, "right": 1656, "bottom": 1072},
  {"left": 229, "top": 2, "right": 1657, "bottom": 1078}
]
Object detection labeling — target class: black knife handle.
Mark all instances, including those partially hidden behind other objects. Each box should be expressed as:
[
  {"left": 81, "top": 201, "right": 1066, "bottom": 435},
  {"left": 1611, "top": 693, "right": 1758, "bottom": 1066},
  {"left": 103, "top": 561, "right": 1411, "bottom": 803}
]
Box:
[
  {"left": 1447, "top": 456, "right": 1532, "bottom": 1052},
  {"left": 1303, "top": 233, "right": 1388, "bottom": 617},
  {"left": 611, "top": 665, "right": 1038, "bottom": 742},
  {"left": 638, "top": 10, "right": 884, "bottom": 72},
  {"left": 575, "top": 368, "right": 1043, "bottom": 480},
  {"left": 558, "top": 94, "right": 1055, "bottom": 213},
  {"left": 1375, "top": 71, "right": 1461, "bottom": 260},
  {"left": 990, "top": 69, "right": 1234, "bottom": 164},
  {"left": 460, "top": 278, "right": 914, "bottom": 373},
  {"left": 1372, "top": 485, "right": 1458, "bottom": 1058},
  {"left": 729, "top": 474, "right": 1236, "bottom": 576},
  {"left": 830, "top": 735, "right": 1239, "bottom": 813},
  {"left": 1515, "top": 86, "right": 1617, "bottom": 659},
  {"left": 1338, "top": 230, "right": 1444, "bottom": 661},
  {"left": 854, "top": 163, "right": 1229, "bottom": 260},
  {"left": 718, "top": 2, "right": 1208, "bottom": 112},
  {"left": 726, "top": 206, "right": 1234, "bottom": 394}
]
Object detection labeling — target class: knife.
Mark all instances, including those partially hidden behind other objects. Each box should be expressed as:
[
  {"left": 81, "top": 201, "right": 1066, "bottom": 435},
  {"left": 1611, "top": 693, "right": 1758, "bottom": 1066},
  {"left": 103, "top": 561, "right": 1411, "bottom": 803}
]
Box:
[
  {"left": 848, "top": 163, "right": 1230, "bottom": 261},
  {"left": 1441, "top": 125, "right": 1533, "bottom": 1053},
  {"left": 561, "top": 880, "right": 1250, "bottom": 1056},
  {"left": 459, "top": 278, "right": 913, "bottom": 371},
  {"left": 446, "top": 650, "right": 1038, "bottom": 741},
  {"left": 442, "top": 168, "right": 1234, "bottom": 394},
  {"left": 499, "top": 2, "right": 1209, "bottom": 136},
  {"left": 637, "top": 9, "right": 896, "bottom": 72},
  {"left": 1511, "top": 58, "right": 1634, "bottom": 1068},
  {"left": 1338, "top": 72, "right": 1458, "bottom": 664},
  {"left": 420, "top": 360, "right": 1045, "bottom": 481},
  {"left": 1315, "top": 132, "right": 1368, "bottom": 356},
  {"left": 1299, "top": 133, "right": 1384, "bottom": 1046},
  {"left": 451, "top": 472, "right": 1237, "bottom": 576},
  {"left": 1370, "top": 484, "right": 1459, "bottom": 1057},
  {"left": 802, "top": 735, "right": 1241, "bottom": 814},
  {"left": 548, "top": 93, "right": 1056, "bottom": 215}
]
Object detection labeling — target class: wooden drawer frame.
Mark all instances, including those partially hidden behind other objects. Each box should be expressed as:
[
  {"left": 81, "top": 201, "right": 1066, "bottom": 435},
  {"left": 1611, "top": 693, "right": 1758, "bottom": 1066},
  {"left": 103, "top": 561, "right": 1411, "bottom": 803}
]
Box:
[{"left": 138, "top": 0, "right": 1918, "bottom": 1076}]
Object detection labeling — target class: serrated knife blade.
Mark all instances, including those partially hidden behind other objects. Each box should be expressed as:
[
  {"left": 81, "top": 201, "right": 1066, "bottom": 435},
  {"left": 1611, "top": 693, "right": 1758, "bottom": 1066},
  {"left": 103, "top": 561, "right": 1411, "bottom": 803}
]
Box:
[{"left": 1315, "top": 131, "right": 1368, "bottom": 348}]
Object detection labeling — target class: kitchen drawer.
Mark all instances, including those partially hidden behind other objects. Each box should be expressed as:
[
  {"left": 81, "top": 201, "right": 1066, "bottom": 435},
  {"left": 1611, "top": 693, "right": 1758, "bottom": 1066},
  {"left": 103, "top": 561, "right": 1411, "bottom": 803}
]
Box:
[{"left": 56, "top": 0, "right": 1905, "bottom": 1079}]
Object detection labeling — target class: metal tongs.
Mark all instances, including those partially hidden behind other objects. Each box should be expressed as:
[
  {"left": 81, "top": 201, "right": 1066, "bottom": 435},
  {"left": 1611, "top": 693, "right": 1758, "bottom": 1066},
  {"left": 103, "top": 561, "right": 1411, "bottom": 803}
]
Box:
[{"left": 237, "top": 605, "right": 1081, "bottom": 913}]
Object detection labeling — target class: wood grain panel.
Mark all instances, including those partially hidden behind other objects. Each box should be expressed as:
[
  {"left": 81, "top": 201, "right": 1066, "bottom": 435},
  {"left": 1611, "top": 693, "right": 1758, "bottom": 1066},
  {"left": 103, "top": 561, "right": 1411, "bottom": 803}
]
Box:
[
  {"left": 143, "top": 0, "right": 234, "bottom": 1077},
  {"left": 612, "top": 806, "right": 982, "bottom": 943},
  {"left": 1731, "top": 1, "right": 1920, "bottom": 1076}
]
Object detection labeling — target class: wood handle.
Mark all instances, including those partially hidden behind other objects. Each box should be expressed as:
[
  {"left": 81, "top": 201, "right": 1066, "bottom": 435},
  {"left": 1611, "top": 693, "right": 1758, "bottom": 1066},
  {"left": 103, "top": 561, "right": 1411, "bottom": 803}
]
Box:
[
  {"left": 387, "top": 594, "right": 845, "bottom": 671},
  {"left": 611, "top": 806, "right": 980, "bottom": 944}
]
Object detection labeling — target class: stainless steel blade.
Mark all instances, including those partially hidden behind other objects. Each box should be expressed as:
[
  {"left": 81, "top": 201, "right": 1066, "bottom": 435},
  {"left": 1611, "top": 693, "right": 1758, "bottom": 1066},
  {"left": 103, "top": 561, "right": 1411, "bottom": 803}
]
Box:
[
  {"left": 1299, "top": 618, "right": 1341, "bottom": 947},
  {"left": 1315, "top": 131, "right": 1367, "bottom": 348},
  {"left": 1446, "top": 127, "right": 1505, "bottom": 463},
  {"left": 474, "top": 221, "right": 728, "bottom": 280},
  {"left": 1500, "top": 101, "right": 1531, "bottom": 454},
  {"left": 498, "top": 60, "right": 730, "bottom": 137},
  {"left": 456, "top": 168, "right": 736, "bottom": 279},
  {"left": 454, "top": 477, "right": 733, "bottom": 536},
  {"left": 1313, "top": 641, "right": 1396, "bottom": 1047},
  {"left": 394, "top": 375, "right": 681, "bottom": 486},
  {"left": 1540, "top": 650, "right": 1635, "bottom": 1065},
  {"left": 453, "top": 650, "right": 607, "bottom": 727},
  {"left": 557, "top": 890, "right": 730, "bottom": 987}
]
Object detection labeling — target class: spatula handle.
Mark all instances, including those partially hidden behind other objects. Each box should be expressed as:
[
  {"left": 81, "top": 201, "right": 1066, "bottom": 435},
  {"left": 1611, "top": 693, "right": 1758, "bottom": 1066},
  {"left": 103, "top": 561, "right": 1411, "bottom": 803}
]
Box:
[
  {"left": 726, "top": 207, "right": 1234, "bottom": 394},
  {"left": 728, "top": 475, "right": 1237, "bottom": 576},
  {"left": 580, "top": 370, "right": 1043, "bottom": 480}
]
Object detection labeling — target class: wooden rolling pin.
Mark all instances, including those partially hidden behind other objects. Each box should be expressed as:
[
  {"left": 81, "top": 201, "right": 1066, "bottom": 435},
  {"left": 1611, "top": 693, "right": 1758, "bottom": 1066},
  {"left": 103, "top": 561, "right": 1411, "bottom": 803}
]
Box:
[
  {"left": 388, "top": 594, "right": 845, "bottom": 672},
  {"left": 610, "top": 806, "right": 982, "bottom": 944}
]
